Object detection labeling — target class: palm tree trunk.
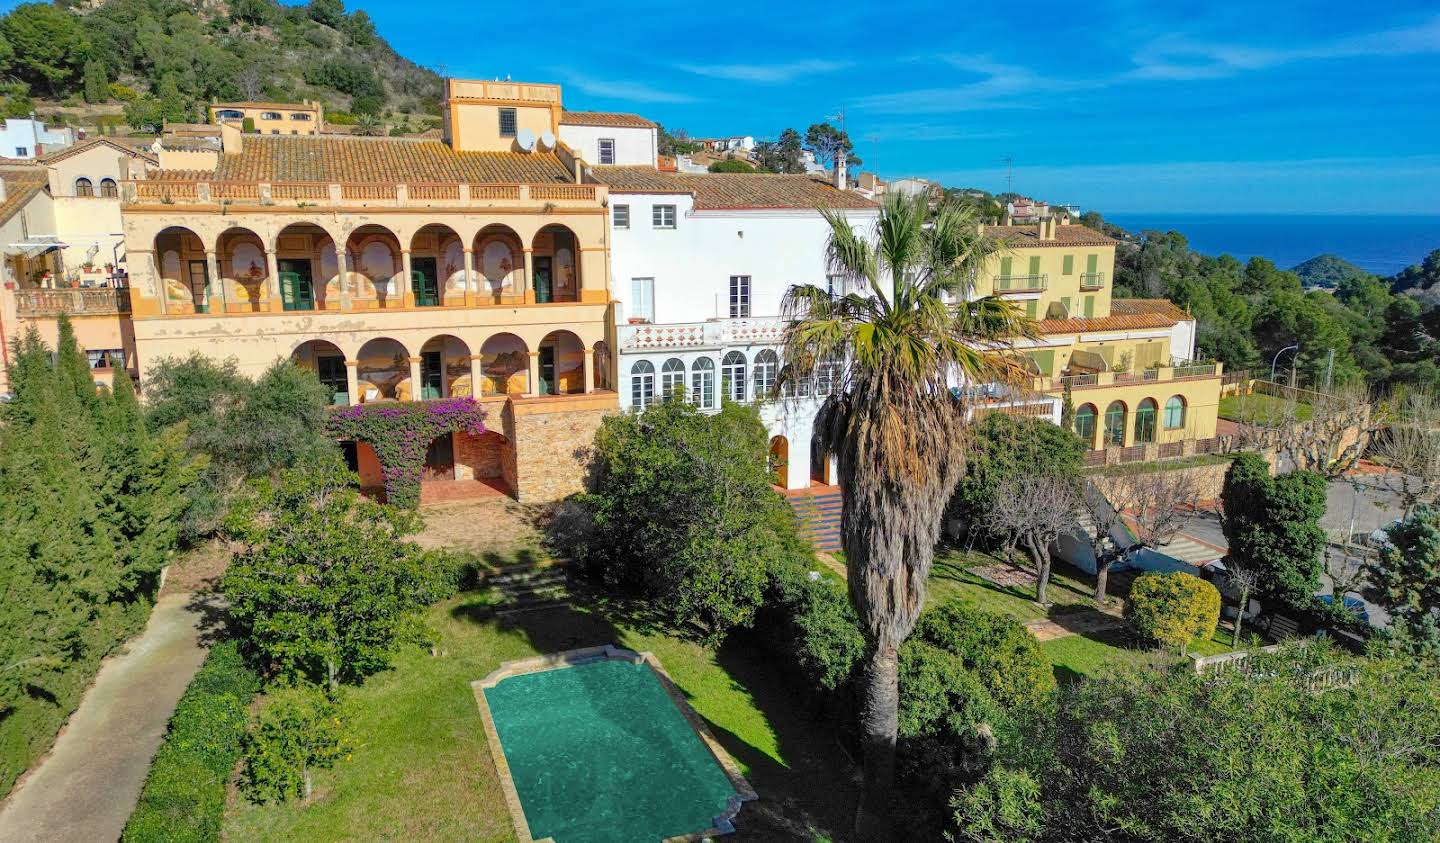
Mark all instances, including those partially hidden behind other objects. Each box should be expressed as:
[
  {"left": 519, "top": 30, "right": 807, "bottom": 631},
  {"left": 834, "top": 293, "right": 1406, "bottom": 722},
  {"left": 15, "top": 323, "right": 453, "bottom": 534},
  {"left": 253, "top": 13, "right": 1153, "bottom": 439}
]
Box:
[{"left": 855, "top": 640, "right": 899, "bottom": 841}]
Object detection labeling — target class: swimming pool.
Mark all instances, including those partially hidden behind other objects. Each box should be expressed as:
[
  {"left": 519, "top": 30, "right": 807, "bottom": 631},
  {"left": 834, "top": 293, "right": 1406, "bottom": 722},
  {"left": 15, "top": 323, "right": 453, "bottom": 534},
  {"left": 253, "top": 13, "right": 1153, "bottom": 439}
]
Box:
[{"left": 474, "top": 646, "right": 755, "bottom": 842}]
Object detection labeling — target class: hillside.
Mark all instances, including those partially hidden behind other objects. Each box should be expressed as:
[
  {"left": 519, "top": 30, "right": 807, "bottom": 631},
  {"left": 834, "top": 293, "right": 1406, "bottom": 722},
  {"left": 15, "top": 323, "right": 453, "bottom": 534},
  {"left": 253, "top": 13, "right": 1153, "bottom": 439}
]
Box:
[
  {"left": 0, "top": 0, "right": 442, "bottom": 134},
  {"left": 1291, "top": 253, "right": 1371, "bottom": 288}
]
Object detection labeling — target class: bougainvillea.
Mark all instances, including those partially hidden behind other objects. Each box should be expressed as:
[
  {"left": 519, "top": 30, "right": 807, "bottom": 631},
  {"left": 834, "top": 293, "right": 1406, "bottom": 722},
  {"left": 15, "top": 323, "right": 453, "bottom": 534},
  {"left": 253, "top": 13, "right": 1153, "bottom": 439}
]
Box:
[{"left": 326, "top": 397, "right": 487, "bottom": 508}]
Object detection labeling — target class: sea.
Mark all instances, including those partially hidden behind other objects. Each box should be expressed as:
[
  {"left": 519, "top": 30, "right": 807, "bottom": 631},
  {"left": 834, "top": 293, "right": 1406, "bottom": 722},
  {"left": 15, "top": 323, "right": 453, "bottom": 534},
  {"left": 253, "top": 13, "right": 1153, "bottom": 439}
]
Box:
[{"left": 1104, "top": 214, "right": 1440, "bottom": 278}]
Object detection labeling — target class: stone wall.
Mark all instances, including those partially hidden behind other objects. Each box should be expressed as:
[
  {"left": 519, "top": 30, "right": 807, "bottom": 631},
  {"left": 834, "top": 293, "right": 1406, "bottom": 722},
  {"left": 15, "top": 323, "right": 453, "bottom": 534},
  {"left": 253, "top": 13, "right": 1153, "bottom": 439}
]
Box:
[{"left": 508, "top": 400, "right": 614, "bottom": 503}]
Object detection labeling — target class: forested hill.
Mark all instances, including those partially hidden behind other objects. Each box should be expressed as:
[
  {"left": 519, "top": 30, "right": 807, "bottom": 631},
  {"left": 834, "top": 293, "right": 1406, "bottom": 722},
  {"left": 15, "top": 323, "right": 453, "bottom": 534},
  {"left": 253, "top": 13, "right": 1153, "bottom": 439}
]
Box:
[
  {"left": 1292, "top": 254, "right": 1370, "bottom": 289},
  {"left": 0, "top": 0, "right": 441, "bottom": 131}
]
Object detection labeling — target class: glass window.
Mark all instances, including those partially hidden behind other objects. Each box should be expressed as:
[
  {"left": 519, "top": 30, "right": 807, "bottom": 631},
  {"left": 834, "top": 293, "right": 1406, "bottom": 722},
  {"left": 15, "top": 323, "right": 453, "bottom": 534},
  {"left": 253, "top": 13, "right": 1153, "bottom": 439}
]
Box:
[
  {"left": 74, "top": 177, "right": 93, "bottom": 197},
  {"left": 87, "top": 348, "right": 124, "bottom": 369},
  {"left": 598, "top": 138, "right": 615, "bottom": 164},
  {"left": 826, "top": 273, "right": 844, "bottom": 296},
  {"left": 14, "top": 147, "right": 27, "bottom": 157},
  {"left": 613, "top": 204, "right": 629, "bottom": 229},
  {"left": 652, "top": 205, "right": 677, "bottom": 229},
  {"left": 216, "top": 109, "right": 244, "bottom": 120},
  {"left": 1075, "top": 404, "right": 1096, "bottom": 441},
  {"left": 291, "top": 112, "right": 312, "bottom": 121},
  {"left": 630, "top": 277, "right": 654, "bottom": 322},
  {"left": 753, "top": 350, "right": 778, "bottom": 398},
  {"left": 1135, "top": 398, "right": 1158, "bottom": 443},
  {"left": 499, "top": 108, "right": 517, "bottom": 137},
  {"left": 721, "top": 351, "right": 747, "bottom": 402},
  {"left": 1104, "top": 401, "right": 1126, "bottom": 446},
  {"left": 1164, "top": 396, "right": 1186, "bottom": 429},
  {"left": 260, "top": 112, "right": 281, "bottom": 120},
  {"left": 729, "top": 275, "right": 751, "bottom": 318},
  {"left": 660, "top": 358, "right": 685, "bottom": 401},
  {"left": 99, "top": 179, "right": 117, "bottom": 198},
  {"left": 690, "top": 357, "right": 715, "bottom": 409},
  {"left": 630, "top": 360, "right": 655, "bottom": 408}
]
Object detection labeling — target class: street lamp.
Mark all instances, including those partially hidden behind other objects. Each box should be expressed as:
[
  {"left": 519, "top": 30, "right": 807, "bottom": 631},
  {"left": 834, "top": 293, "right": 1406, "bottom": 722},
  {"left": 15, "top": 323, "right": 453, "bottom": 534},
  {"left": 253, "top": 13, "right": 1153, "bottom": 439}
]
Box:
[{"left": 1270, "top": 344, "right": 1299, "bottom": 383}]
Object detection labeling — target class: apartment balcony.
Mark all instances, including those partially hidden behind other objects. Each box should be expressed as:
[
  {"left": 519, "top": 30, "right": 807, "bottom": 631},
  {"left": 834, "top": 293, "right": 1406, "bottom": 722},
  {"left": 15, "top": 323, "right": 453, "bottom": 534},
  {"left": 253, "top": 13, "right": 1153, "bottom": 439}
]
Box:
[
  {"left": 120, "top": 180, "right": 606, "bottom": 210},
  {"left": 993, "top": 274, "right": 1048, "bottom": 294},
  {"left": 1032, "top": 360, "right": 1223, "bottom": 392},
  {"left": 1079, "top": 272, "right": 1105, "bottom": 291},
  {"left": 14, "top": 287, "right": 132, "bottom": 318},
  {"left": 618, "top": 317, "right": 786, "bottom": 351}
]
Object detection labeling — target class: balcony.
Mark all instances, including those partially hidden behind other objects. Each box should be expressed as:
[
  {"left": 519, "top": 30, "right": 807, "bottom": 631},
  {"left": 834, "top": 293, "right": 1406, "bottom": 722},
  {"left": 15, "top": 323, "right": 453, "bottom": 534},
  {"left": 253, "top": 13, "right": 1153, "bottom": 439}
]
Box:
[
  {"left": 1034, "top": 360, "right": 1223, "bottom": 392},
  {"left": 121, "top": 180, "right": 606, "bottom": 210},
  {"left": 1079, "top": 272, "right": 1105, "bottom": 291},
  {"left": 993, "top": 274, "right": 1048, "bottom": 294},
  {"left": 619, "top": 317, "right": 786, "bottom": 351},
  {"left": 15, "top": 287, "right": 132, "bottom": 318}
]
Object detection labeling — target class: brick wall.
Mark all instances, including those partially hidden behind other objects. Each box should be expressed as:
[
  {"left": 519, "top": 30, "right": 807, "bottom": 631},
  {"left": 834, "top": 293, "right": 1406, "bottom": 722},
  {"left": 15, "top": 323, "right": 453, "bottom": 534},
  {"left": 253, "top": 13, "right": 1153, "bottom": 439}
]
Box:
[{"left": 456, "top": 430, "right": 508, "bottom": 484}]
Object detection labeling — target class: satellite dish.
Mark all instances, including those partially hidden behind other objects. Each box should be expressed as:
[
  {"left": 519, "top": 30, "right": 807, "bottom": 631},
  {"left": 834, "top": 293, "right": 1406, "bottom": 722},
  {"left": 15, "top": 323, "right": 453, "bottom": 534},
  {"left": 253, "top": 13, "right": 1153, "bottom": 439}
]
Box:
[
  {"left": 516, "top": 128, "right": 536, "bottom": 152},
  {"left": 538, "top": 131, "right": 555, "bottom": 150}
]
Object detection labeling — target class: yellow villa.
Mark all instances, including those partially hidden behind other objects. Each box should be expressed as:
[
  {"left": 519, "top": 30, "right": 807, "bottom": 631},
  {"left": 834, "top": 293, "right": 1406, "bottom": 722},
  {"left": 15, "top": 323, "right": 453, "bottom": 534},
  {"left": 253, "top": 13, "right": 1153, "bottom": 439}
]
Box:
[
  {"left": 981, "top": 215, "right": 1225, "bottom": 460},
  {"left": 208, "top": 101, "right": 325, "bottom": 135},
  {"left": 119, "top": 80, "right": 617, "bottom": 502}
]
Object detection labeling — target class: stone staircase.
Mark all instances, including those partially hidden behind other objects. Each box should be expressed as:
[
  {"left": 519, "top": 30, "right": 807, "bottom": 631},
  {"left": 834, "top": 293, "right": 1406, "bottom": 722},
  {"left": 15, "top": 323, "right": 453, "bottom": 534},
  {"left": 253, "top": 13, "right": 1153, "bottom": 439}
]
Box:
[
  {"left": 786, "top": 487, "right": 843, "bottom": 552},
  {"left": 487, "top": 563, "right": 572, "bottom": 615}
]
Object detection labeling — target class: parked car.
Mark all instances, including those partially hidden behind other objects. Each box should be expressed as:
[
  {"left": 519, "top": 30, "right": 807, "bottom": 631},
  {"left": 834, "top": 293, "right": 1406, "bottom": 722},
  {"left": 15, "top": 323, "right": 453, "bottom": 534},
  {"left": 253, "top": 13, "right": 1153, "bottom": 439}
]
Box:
[{"left": 1319, "top": 593, "right": 1371, "bottom": 625}]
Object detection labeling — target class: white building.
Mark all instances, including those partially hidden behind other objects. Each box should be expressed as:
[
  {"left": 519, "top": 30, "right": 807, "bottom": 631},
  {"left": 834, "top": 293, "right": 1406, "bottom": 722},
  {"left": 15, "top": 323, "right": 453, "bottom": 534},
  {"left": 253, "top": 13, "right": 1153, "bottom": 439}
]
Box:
[
  {"left": 0, "top": 119, "right": 75, "bottom": 160},
  {"left": 596, "top": 165, "right": 880, "bottom": 489},
  {"left": 718, "top": 135, "right": 756, "bottom": 153},
  {"left": 558, "top": 111, "right": 658, "bottom": 167}
]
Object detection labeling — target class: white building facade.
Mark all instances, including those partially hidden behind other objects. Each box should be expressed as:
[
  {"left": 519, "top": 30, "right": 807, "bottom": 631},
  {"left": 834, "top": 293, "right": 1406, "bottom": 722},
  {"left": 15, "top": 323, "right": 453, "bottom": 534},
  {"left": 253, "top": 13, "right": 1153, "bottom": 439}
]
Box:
[
  {"left": 0, "top": 119, "right": 74, "bottom": 160},
  {"left": 558, "top": 112, "right": 658, "bottom": 167}
]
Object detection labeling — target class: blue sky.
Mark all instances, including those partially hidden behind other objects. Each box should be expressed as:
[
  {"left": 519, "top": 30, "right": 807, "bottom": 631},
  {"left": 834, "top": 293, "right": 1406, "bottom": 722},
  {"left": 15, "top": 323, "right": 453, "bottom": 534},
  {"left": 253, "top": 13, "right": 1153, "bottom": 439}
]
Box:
[{"left": 357, "top": 0, "right": 1440, "bottom": 214}]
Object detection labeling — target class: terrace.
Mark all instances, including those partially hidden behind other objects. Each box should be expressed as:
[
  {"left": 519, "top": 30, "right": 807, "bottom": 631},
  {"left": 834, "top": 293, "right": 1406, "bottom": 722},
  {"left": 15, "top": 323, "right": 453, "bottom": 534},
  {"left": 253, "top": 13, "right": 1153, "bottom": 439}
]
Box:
[
  {"left": 120, "top": 180, "right": 604, "bottom": 210},
  {"left": 14, "top": 287, "right": 131, "bottom": 317}
]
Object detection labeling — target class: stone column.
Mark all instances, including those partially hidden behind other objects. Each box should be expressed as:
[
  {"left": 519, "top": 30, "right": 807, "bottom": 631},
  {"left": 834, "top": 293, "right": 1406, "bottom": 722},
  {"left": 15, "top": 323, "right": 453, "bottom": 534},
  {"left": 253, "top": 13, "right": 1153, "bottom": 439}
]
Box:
[
  {"left": 583, "top": 346, "right": 596, "bottom": 393},
  {"left": 336, "top": 246, "right": 351, "bottom": 310},
  {"left": 522, "top": 249, "right": 535, "bottom": 304},
  {"left": 469, "top": 354, "right": 484, "bottom": 399},
  {"left": 345, "top": 360, "right": 360, "bottom": 406},
  {"left": 204, "top": 250, "right": 221, "bottom": 314},
  {"left": 527, "top": 350, "right": 541, "bottom": 396},
  {"left": 400, "top": 249, "right": 413, "bottom": 308},
  {"left": 408, "top": 355, "right": 424, "bottom": 401},
  {"left": 462, "top": 247, "right": 475, "bottom": 307},
  {"left": 265, "top": 248, "right": 282, "bottom": 312}
]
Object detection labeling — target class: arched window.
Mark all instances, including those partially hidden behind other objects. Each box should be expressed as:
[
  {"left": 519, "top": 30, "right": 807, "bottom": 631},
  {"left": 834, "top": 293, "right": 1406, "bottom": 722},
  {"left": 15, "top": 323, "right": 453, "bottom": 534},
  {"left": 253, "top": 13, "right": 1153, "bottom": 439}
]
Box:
[
  {"left": 1134, "top": 398, "right": 1158, "bottom": 444},
  {"left": 1074, "top": 403, "right": 1097, "bottom": 442},
  {"left": 691, "top": 357, "right": 716, "bottom": 409},
  {"left": 98, "top": 178, "right": 118, "bottom": 198},
  {"left": 216, "top": 109, "right": 244, "bottom": 120},
  {"left": 1164, "top": 395, "right": 1186, "bottom": 430},
  {"left": 753, "top": 350, "right": 778, "bottom": 398},
  {"left": 74, "top": 177, "right": 93, "bottom": 198},
  {"left": 1104, "top": 401, "right": 1127, "bottom": 446},
  {"left": 630, "top": 360, "right": 655, "bottom": 409},
  {"left": 721, "top": 351, "right": 747, "bottom": 403},
  {"left": 660, "top": 358, "right": 685, "bottom": 401}
]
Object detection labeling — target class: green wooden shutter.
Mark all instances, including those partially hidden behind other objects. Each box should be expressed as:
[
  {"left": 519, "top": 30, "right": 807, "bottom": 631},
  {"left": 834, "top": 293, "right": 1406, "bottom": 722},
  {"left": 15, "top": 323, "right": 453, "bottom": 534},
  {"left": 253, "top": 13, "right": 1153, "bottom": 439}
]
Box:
[
  {"left": 1086, "top": 254, "right": 1098, "bottom": 273},
  {"left": 1083, "top": 295, "right": 1094, "bottom": 317},
  {"left": 1025, "top": 300, "right": 1037, "bottom": 319},
  {"left": 1028, "top": 350, "right": 1055, "bottom": 376},
  {"left": 1063, "top": 254, "right": 1074, "bottom": 275},
  {"left": 1028, "top": 256, "right": 1041, "bottom": 277},
  {"left": 1060, "top": 296, "right": 1071, "bottom": 316},
  {"left": 998, "top": 257, "right": 1012, "bottom": 289}
]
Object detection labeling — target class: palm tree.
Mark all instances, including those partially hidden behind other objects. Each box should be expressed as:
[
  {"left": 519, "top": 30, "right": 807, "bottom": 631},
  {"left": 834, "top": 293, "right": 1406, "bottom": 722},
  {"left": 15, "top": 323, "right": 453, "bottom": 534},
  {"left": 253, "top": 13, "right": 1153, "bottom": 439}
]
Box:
[{"left": 779, "top": 192, "right": 1031, "bottom": 838}]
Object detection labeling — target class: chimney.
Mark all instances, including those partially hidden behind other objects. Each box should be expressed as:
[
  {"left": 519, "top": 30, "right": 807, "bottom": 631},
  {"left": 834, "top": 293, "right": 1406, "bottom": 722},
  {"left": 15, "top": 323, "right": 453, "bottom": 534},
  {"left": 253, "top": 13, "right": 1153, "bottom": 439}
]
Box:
[
  {"left": 0, "top": 178, "right": 8, "bottom": 203},
  {"left": 1038, "top": 216, "right": 1055, "bottom": 241},
  {"left": 834, "top": 149, "right": 848, "bottom": 190},
  {"left": 219, "top": 120, "right": 244, "bottom": 155}
]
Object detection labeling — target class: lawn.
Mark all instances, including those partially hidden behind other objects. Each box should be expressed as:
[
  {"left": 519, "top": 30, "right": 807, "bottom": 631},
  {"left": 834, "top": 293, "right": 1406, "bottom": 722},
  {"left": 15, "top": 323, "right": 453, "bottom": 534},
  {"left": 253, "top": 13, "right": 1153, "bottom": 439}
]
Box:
[
  {"left": 1218, "top": 392, "right": 1313, "bottom": 423},
  {"left": 221, "top": 589, "right": 855, "bottom": 842}
]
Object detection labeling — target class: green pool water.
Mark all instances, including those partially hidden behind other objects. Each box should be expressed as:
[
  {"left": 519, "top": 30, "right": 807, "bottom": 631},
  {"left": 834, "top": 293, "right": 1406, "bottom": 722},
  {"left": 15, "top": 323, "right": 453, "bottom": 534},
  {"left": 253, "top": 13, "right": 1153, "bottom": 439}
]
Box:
[{"left": 483, "top": 657, "right": 741, "bottom": 842}]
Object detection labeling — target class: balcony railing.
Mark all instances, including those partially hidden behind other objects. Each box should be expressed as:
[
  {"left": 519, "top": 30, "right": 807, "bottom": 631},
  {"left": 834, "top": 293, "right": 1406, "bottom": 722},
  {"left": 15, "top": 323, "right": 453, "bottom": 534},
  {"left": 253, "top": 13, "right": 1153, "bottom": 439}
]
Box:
[
  {"left": 1036, "top": 360, "right": 1223, "bottom": 392},
  {"left": 15, "top": 287, "right": 132, "bottom": 317},
  {"left": 1079, "top": 272, "right": 1105, "bottom": 290},
  {"left": 122, "top": 180, "right": 606, "bottom": 209},
  {"left": 619, "top": 317, "right": 786, "bottom": 351},
  {"left": 993, "top": 274, "right": 1048, "bottom": 293}
]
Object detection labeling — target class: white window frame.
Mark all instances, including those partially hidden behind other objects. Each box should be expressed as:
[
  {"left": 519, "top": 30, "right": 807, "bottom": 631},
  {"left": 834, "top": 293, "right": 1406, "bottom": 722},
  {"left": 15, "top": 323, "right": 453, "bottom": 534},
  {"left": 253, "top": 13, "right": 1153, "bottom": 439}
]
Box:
[
  {"left": 652, "top": 204, "right": 677, "bottom": 229},
  {"left": 721, "top": 351, "right": 747, "bottom": 402},
  {"left": 613, "top": 204, "right": 630, "bottom": 229},
  {"left": 754, "top": 350, "right": 778, "bottom": 398},
  {"left": 630, "top": 277, "right": 654, "bottom": 322},
  {"left": 598, "top": 138, "right": 615, "bottom": 165},
  {"left": 630, "top": 360, "right": 655, "bottom": 408},
  {"left": 729, "top": 275, "right": 752, "bottom": 318},
  {"left": 691, "top": 358, "right": 715, "bottom": 409},
  {"left": 661, "top": 358, "right": 686, "bottom": 401}
]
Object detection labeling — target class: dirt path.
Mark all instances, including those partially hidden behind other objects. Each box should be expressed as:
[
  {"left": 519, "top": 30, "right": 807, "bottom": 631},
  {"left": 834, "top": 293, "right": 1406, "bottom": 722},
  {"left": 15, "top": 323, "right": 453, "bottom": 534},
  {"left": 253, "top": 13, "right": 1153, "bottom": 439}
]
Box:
[{"left": 0, "top": 592, "right": 218, "bottom": 843}]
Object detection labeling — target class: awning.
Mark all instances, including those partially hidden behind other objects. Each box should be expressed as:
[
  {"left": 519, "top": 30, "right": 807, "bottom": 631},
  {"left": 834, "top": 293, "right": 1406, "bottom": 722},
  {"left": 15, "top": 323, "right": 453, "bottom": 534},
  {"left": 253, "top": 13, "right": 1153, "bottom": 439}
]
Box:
[
  {"left": 5, "top": 236, "right": 65, "bottom": 258},
  {"left": 1069, "top": 349, "right": 1108, "bottom": 373}
]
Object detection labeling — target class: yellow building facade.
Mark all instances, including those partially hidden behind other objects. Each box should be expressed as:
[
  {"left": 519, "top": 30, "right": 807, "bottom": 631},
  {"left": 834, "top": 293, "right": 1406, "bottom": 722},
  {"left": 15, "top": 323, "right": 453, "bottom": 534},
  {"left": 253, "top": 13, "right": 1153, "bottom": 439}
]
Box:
[
  {"left": 208, "top": 101, "right": 324, "bottom": 135},
  {"left": 980, "top": 216, "right": 1225, "bottom": 454}
]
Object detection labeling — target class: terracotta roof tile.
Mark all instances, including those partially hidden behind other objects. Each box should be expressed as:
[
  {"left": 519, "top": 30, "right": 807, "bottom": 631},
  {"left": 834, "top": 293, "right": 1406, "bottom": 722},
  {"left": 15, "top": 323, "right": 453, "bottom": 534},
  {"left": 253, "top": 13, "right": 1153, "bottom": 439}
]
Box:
[
  {"left": 595, "top": 166, "right": 877, "bottom": 210},
  {"left": 40, "top": 137, "right": 157, "bottom": 165},
  {"left": 560, "top": 111, "right": 656, "bottom": 128},
  {"left": 985, "top": 222, "right": 1118, "bottom": 248},
  {"left": 1037, "top": 299, "right": 1190, "bottom": 334},
  {"left": 0, "top": 167, "right": 49, "bottom": 226},
  {"left": 152, "top": 135, "right": 574, "bottom": 184}
]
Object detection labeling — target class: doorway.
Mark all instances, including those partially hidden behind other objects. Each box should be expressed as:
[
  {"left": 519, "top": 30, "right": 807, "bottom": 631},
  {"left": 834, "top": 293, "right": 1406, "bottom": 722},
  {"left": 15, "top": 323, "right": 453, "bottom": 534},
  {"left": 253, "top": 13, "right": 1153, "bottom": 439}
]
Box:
[
  {"left": 411, "top": 256, "right": 439, "bottom": 307},
  {"left": 186, "top": 260, "right": 209, "bottom": 313},
  {"left": 533, "top": 256, "right": 553, "bottom": 303},
  {"left": 538, "top": 345, "right": 556, "bottom": 395},
  {"left": 423, "top": 434, "right": 454, "bottom": 481},
  {"left": 420, "top": 350, "right": 443, "bottom": 400},
  {"left": 277, "top": 258, "right": 314, "bottom": 311}
]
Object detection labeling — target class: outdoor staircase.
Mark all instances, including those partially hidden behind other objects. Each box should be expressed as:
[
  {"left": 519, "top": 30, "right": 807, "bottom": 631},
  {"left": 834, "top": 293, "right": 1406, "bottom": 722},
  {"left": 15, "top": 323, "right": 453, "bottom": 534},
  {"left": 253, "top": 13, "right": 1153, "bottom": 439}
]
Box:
[
  {"left": 786, "top": 487, "right": 843, "bottom": 552},
  {"left": 488, "top": 564, "right": 572, "bottom": 616}
]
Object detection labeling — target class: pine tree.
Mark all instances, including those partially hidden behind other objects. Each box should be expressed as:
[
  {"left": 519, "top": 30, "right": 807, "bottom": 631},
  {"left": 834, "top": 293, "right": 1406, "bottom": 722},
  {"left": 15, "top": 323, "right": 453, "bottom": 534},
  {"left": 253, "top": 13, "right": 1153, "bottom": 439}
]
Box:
[{"left": 82, "top": 59, "right": 107, "bottom": 104}]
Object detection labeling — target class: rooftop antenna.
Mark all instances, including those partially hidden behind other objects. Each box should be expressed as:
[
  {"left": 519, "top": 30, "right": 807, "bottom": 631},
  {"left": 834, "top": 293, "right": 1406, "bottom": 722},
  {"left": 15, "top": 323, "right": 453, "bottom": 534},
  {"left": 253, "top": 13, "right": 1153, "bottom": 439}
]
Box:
[{"left": 1000, "top": 154, "right": 1014, "bottom": 194}]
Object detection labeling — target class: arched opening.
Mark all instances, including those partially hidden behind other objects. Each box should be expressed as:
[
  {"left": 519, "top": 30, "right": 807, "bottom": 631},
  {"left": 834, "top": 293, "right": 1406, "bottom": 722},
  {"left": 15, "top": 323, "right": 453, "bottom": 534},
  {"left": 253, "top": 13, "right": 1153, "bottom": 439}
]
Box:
[
  {"left": 410, "top": 224, "right": 460, "bottom": 307},
  {"left": 154, "top": 226, "right": 209, "bottom": 313},
  {"left": 630, "top": 359, "right": 655, "bottom": 409},
  {"left": 721, "top": 351, "right": 747, "bottom": 403},
  {"left": 531, "top": 224, "right": 580, "bottom": 303},
  {"left": 419, "top": 334, "right": 470, "bottom": 399},
  {"left": 769, "top": 435, "right": 789, "bottom": 488},
  {"left": 753, "top": 350, "right": 778, "bottom": 399},
  {"left": 478, "top": 333, "right": 529, "bottom": 396},
  {"left": 99, "top": 178, "right": 118, "bottom": 199},
  {"left": 423, "top": 433, "right": 456, "bottom": 481},
  {"left": 217, "top": 226, "right": 270, "bottom": 312},
  {"left": 660, "top": 358, "right": 685, "bottom": 402},
  {"left": 810, "top": 437, "right": 833, "bottom": 485},
  {"left": 346, "top": 225, "right": 402, "bottom": 309},
  {"left": 1164, "top": 395, "right": 1187, "bottom": 431},
  {"left": 592, "top": 341, "right": 613, "bottom": 391},
  {"left": 355, "top": 337, "right": 411, "bottom": 402},
  {"left": 690, "top": 357, "right": 716, "bottom": 409},
  {"left": 292, "top": 339, "right": 349, "bottom": 405},
  {"left": 1074, "top": 403, "right": 1098, "bottom": 446},
  {"left": 538, "top": 330, "right": 585, "bottom": 395},
  {"left": 473, "top": 224, "right": 524, "bottom": 304},
  {"left": 74, "top": 177, "right": 93, "bottom": 198},
  {"left": 1134, "top": 398, "right": 1158, "bottom": 444},
  {"left": 275, "top": 222, "right": 338, "bottom": 311},
  {"left": 1104, "top": 401, "right": 1127, "bottom": 446}
]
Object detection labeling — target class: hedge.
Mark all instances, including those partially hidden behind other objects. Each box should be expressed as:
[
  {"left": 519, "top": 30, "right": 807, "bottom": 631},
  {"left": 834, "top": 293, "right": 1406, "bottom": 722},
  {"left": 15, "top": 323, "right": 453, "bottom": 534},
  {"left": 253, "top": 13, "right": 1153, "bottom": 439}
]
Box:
[
  {"left": 121, "top": 640, "right": 260, "bottom": 843},
  {"left": 1125, "top": 572, "right": 1221, "bottom": 651}
]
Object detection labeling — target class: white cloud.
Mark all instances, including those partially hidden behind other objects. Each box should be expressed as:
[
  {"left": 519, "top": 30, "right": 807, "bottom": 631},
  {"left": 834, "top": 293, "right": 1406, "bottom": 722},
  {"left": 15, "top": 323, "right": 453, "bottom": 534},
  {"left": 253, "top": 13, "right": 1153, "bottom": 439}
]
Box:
[
  {"left": 561, "top": 72, "right": 696, "bottom": 104},
  {"left": 674, "top": 59, "right": 852, "bottom": 84}
]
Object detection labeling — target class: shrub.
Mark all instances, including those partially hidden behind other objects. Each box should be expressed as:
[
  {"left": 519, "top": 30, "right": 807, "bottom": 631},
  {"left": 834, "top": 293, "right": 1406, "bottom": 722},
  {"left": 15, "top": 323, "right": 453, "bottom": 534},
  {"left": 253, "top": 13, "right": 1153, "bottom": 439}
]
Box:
[
  {"left": 108, "top": 82, "right": 139, "bottom": 102},
  {"left": 912, "top": 599, "right": 1055, "bottom": 712},
  {"left": 122, "top": 641, "right": 260, "bottom": 842},
  {"left": 1125, "top": 572, "right": 1220, "bottom": 650},
  {"left": 897, "top": 641, "right": 1004, "bottom": 799},
  {"left": 326, "top": 397, "right": 487, "bottom": 508},
  {"left": 948, "top": 413, "right": 1083, "bottom": 542},
  {"left": 708, "top": 158, "right": 755, "bottom": 173},
  {"left": 948, "top": 767, "right": 1046, "bottom": 843},
  {"left": 241, "top": 685, "right": 348, "bottom": 803},
  {"left": 758, "top": 557, "right": 865, "bottom": 697}
]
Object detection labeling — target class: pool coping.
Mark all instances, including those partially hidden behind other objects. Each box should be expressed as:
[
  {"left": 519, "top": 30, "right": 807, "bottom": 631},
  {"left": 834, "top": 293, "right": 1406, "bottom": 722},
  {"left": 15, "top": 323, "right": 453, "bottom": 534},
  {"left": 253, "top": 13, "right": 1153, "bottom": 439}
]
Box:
[{"left": 471, "top": 644, "right": 758, "bottom": 843}]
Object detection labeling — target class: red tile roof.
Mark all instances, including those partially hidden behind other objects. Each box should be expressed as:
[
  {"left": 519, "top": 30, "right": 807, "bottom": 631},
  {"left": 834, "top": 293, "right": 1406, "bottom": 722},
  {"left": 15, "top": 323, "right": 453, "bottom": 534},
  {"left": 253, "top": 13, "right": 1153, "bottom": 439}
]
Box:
[
  {"left": 0, "top": 167, "right": 49, "bottom": 226},
  {"left": 596, "top": 166, "right": 877, "bottom": 210},
  {"left": 40, "top": 136, "right": 157, "bottom": 166},
  {"left": 560, "top": 111, "right": 657, "bottom": 129},
  {"left": 1037, "top": 299, "right": 1191, "bottom": 334},
  {"left": 985, "top": 222, "right": 1117, "bottom": 248}
]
